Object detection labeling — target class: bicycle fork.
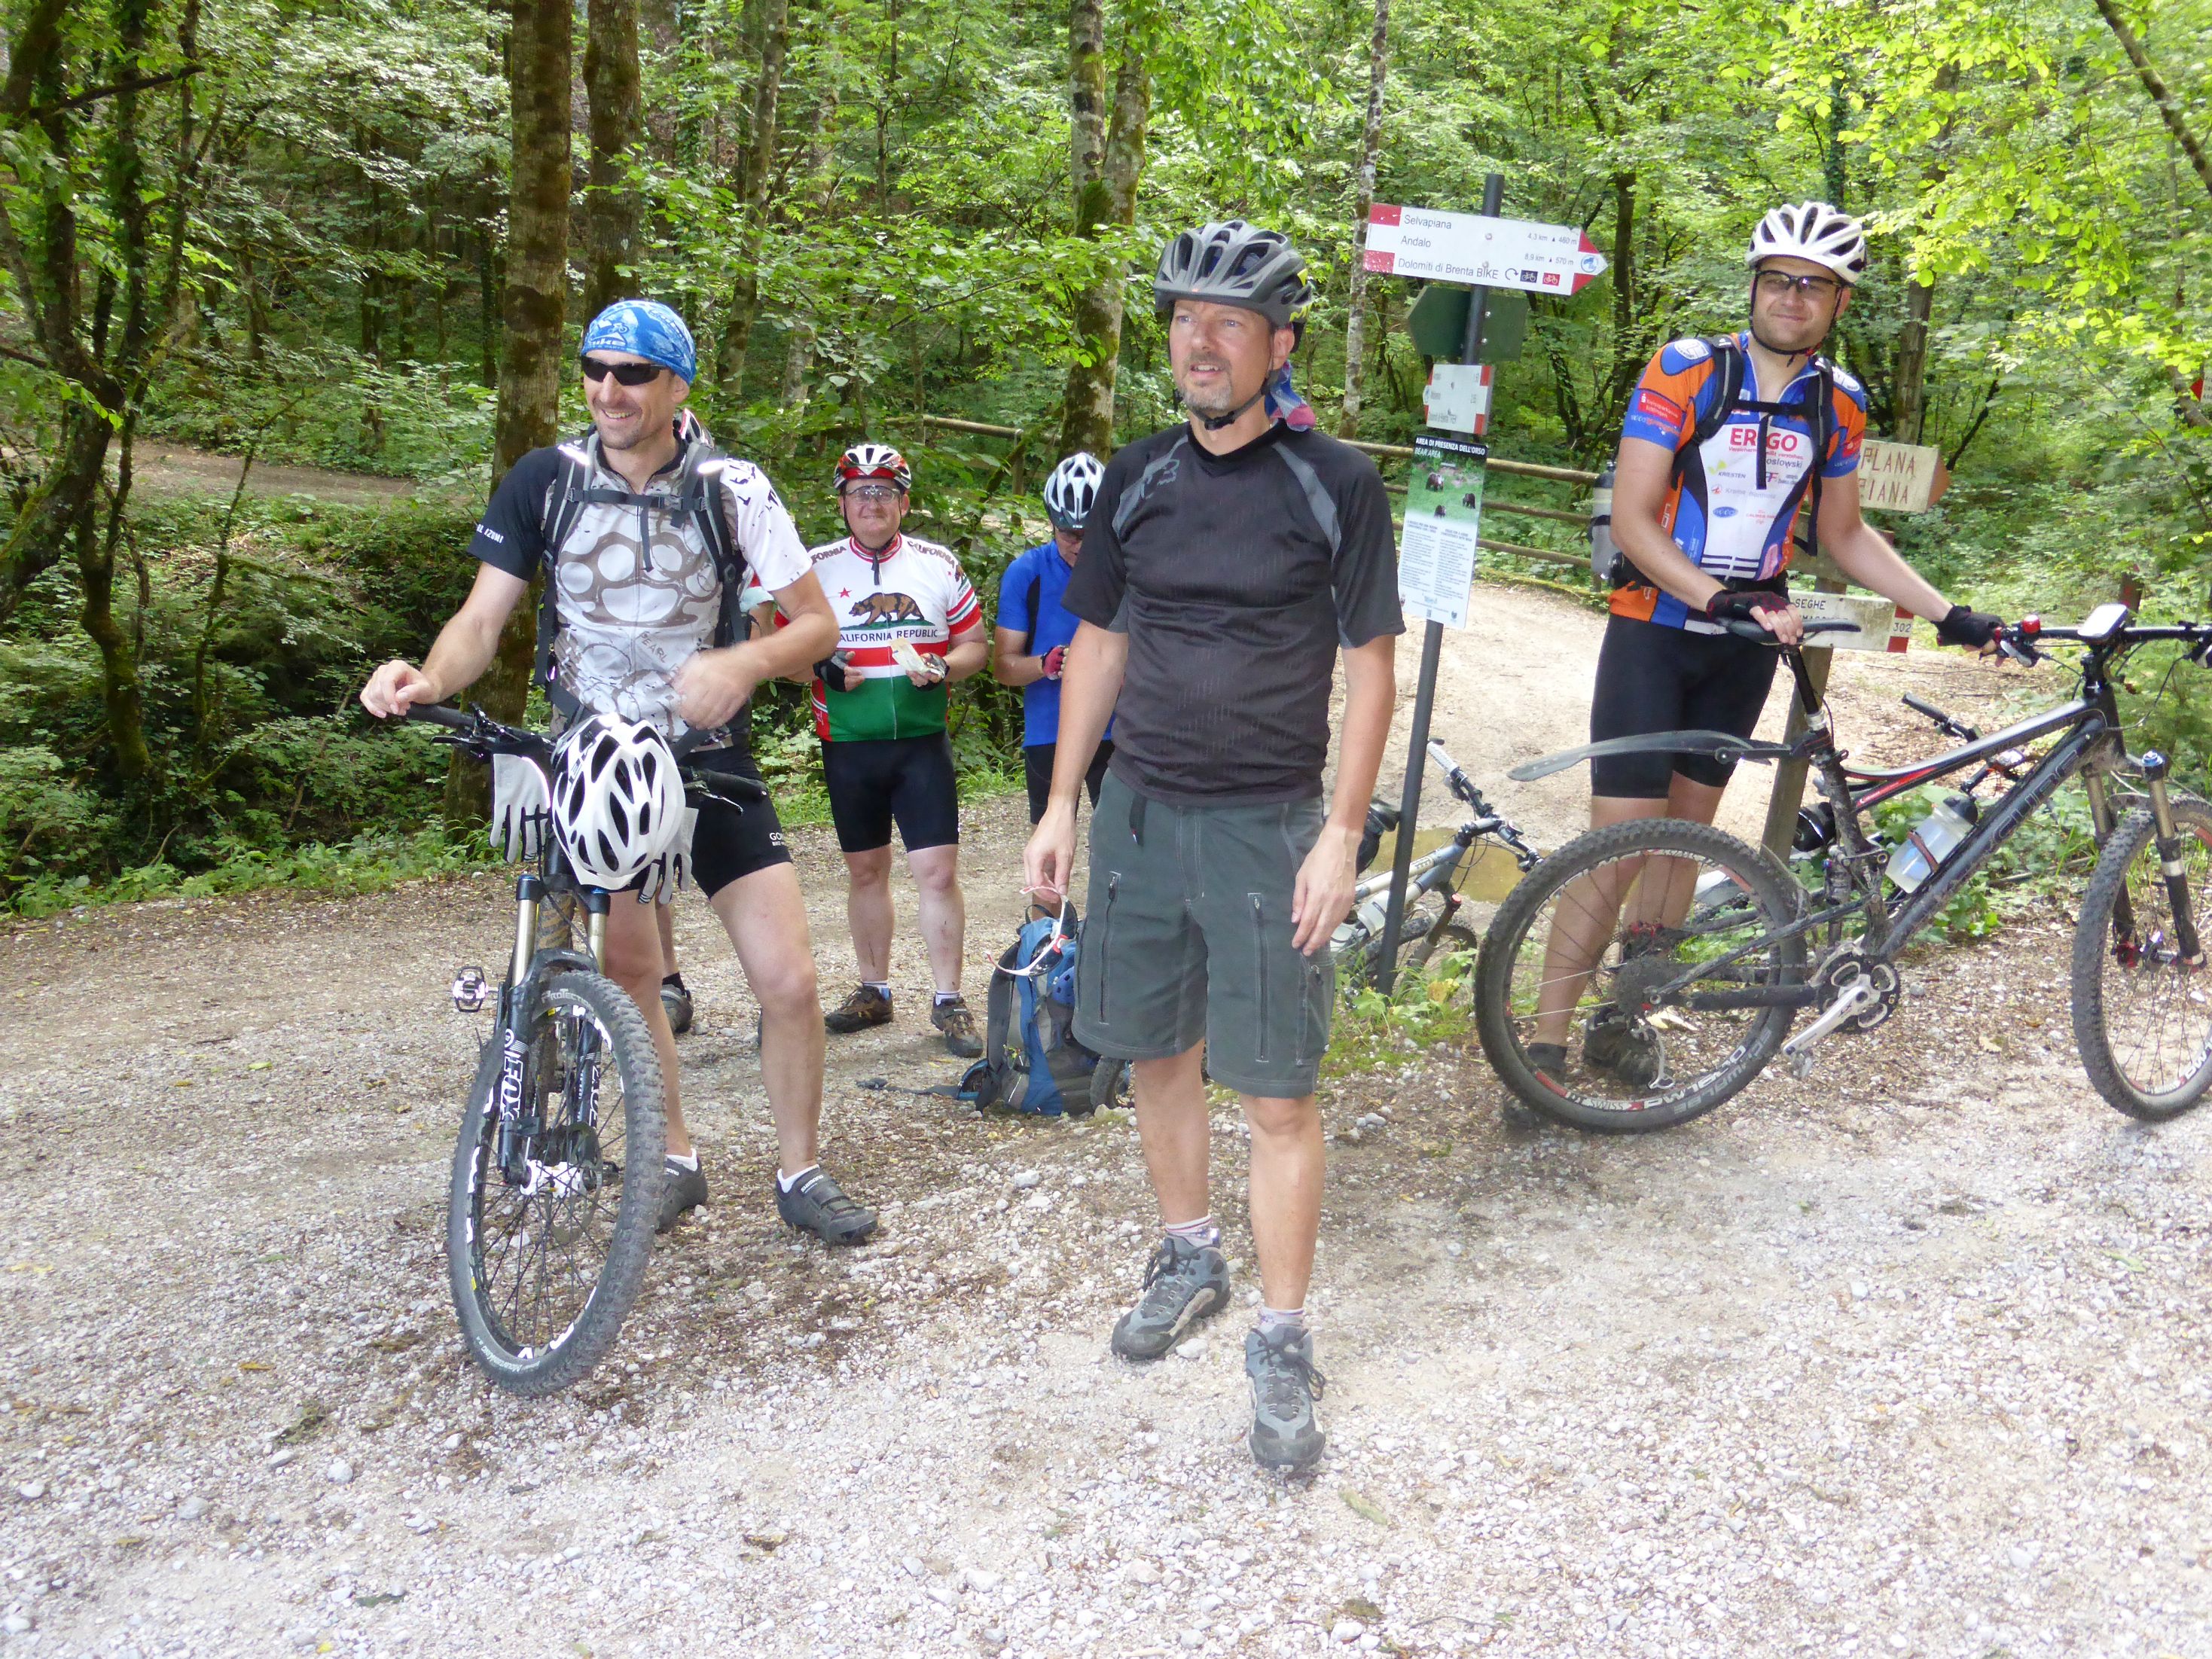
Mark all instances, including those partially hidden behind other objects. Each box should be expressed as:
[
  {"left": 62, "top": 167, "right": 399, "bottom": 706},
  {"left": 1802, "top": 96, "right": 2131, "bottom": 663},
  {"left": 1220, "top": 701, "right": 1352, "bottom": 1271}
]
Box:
[{"left": 2138, "top": 753, "right": 2205, "bottom": 967}]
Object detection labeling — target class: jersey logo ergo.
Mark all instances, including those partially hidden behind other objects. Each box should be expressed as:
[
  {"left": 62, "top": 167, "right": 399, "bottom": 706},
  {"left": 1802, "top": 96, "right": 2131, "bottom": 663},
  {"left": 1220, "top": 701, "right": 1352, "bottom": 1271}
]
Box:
[
  {"left": 850, "top": 592, "right": 926, "bottom": 624},
  {"left": 1728, "top": 425, "right": 1806, "bottom": 456}
]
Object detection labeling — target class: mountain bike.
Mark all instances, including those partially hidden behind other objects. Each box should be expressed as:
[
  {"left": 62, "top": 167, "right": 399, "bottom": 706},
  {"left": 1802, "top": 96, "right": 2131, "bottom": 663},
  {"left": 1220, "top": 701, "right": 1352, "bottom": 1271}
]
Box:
[
  {"left": 400, "top": 703, "right": 763, "bottom": 1393},
  {"left": 1332, "top": 739, "right": 1539, "bottom": 999},
  {"left": 1472, "top": 604, "right": 2212, "bottom": 1133}
]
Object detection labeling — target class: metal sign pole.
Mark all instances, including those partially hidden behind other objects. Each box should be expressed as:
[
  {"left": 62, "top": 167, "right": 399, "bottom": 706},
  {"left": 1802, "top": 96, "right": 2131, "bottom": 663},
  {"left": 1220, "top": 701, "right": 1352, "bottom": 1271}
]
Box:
[{"left": 1378, "top": 169, "right": 1503, "bottom": 997}]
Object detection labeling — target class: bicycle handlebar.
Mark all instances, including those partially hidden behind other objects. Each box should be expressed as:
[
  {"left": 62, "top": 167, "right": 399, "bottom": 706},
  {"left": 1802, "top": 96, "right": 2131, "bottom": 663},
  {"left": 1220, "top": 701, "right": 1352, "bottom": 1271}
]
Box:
[
  {"left": 393, "top": 703, "right": 761, "bottom": 797},
  {"left": 1719, "top": 618, "right": 1862, "bottom": 645}
]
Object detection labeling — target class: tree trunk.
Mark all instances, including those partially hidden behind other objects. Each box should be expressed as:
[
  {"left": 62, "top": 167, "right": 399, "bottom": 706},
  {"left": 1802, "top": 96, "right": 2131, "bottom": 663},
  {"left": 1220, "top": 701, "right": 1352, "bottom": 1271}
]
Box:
[
  {"left": 639, "top": 0, "right": 679, "bottom": 155},
  {"left": 452, "top": 0, "right": 573, "bottom": 824},
  {"left": 714, "top": 0, "right": 790, "bottom": 392},
  {"left": 495, "top": 0, "right": 572, "bottom": 478},
  {"left": 2095, "top": 0, "right": 2212, "bottom": 206},
  {"left": 1336, "top": 0, "right": 1390, "bottom": 439},
  {"left": 1600, "top": 168, "right": 1640, "bottom": 424},
  {"left": 1892, "top": 277, "right": 1934, "bottom": 444},
  {"left": 582, "top": 0, "right": 643, "bottom": 319},
  {"left": 1058, "top": 11, "right": 1149, "bottom": 459},
  {"left": 775, "top": 91, "right": 839, "bottom": 443}
]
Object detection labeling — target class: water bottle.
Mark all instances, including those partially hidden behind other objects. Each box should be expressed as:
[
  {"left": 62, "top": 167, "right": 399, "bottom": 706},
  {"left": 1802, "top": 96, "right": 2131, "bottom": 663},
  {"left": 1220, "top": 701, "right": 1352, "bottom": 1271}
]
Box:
[
  {"left": 1885, "top": 795, "right": 1976, "bottom": 892},
  {"left": 1589, "top": 462, "right": 1618, "bottom": 585}
]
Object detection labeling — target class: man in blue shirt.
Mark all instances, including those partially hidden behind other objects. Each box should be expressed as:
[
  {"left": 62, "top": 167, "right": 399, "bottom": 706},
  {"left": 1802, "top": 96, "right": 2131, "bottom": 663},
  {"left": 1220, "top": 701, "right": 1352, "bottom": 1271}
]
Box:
[{"left": 993, "top": 452, "right": 1115, "bottom": 823}]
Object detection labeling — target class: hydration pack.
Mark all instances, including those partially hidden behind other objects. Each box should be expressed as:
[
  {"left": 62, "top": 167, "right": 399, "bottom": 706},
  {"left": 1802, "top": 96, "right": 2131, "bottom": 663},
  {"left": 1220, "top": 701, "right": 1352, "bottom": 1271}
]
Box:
[{"left": 962, "top": 905, "right": 1105, "bottom": 1117}]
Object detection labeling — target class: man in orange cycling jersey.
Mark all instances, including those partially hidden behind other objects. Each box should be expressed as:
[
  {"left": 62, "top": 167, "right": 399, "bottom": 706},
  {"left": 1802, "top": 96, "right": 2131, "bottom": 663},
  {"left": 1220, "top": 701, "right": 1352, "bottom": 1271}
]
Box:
[{"left": 1528, "top": 203, "right": 2000, "bottom": 1087}]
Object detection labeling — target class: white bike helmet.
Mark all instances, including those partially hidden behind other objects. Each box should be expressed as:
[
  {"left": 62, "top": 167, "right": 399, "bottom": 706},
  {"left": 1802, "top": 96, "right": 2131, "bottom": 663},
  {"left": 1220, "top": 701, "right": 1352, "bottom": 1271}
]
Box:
[
  {"left": 834, "top": 441, "right": 911, "bottom": 493},
  {"left": 1042, "top": 452, "right": 1104, "bottom": 532},
  {"left": 1746, "top": 201, "right": 1868, "bottom": 285},
  {"left": 548, "top": 715, "right": 685, "bottom": 889}
]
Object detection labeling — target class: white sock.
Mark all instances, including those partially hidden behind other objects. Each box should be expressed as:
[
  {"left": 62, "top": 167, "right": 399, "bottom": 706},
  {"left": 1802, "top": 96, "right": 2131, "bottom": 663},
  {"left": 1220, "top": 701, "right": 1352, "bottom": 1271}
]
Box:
[
  {"left": 933, "top": 990, "right": 962, "bottom": 1007},
  {"left": 667, "top": 1151, "right": 699, "bottom": 1172},
  {"left": 1164, "top": 1215, "right": 1221, "bottom": 1251},
  {"left": 1257, "top": 1304, "right": 1306, "bottom": 1334},
  {"left": 863, "top": 981, "right": 891, "bottom": 996},
  {"left": 776, "top": 1163, "right": 819, "bottom": 1193}
]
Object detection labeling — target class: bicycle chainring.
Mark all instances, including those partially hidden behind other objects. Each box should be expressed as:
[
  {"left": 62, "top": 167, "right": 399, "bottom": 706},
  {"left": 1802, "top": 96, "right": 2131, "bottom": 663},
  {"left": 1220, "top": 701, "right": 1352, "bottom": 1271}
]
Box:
[{"left": 1816, "top": 948, "right": 1901, "bottom": 1033}]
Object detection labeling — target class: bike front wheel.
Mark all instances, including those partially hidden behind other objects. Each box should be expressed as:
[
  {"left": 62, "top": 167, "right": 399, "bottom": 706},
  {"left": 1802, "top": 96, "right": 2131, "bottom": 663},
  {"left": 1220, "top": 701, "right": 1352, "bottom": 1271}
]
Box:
[
  {"left": 448, "top": 968, "right": 667, "bottom": 1395},
  {"left": 2070, "top": 798, "right": 2212, "bottom": 1121},
  {"left": 1475, "top": 818, "right": 1806, "bottom": 1133}
]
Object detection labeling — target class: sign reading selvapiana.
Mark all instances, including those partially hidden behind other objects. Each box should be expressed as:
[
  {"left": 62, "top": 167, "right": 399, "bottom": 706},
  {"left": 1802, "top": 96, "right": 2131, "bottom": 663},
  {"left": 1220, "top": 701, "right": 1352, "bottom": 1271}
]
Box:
[{"left": 1364, "top": 204, "right": 1609, "bottom": 294}]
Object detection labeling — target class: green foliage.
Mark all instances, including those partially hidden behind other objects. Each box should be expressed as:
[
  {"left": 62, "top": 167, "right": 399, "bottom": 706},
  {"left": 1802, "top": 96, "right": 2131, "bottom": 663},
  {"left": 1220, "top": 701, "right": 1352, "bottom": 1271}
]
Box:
[{"left": 1324, "top": 948, "right": 1478, "bottom": 1076}]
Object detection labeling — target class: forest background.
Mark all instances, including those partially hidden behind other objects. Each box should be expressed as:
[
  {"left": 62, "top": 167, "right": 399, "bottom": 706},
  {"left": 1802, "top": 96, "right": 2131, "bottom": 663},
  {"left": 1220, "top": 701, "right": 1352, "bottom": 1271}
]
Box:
[{"left": 1, "top": 0, "right": 2209, "bottom": 913}]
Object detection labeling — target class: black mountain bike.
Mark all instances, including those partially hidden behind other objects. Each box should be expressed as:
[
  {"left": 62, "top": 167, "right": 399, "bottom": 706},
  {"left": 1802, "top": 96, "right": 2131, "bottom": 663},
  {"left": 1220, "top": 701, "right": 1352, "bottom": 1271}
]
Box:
[
  {"left": 1474, "top": 604, "right": 2212, "bottom": 1132},
  {"left": 1332, "top": 740, "right": 1540, "bottom": 999},
  {"left": 402, "top": 703, "right": 761, "bottom": 1392}
]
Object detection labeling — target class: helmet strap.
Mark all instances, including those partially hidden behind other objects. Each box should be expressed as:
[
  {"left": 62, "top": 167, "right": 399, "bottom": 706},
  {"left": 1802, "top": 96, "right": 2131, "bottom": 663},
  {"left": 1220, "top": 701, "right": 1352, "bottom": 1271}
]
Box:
[{"left": 1194, "top": 382, "right": 1270, "bottom": 432}]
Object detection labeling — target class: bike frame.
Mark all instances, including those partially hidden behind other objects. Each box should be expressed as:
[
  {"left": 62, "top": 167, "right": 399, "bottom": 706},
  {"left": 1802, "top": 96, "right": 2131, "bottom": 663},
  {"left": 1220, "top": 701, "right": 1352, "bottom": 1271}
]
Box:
[{"left": 1647, "top": 608, "right": 2212, "bottom": 1011}]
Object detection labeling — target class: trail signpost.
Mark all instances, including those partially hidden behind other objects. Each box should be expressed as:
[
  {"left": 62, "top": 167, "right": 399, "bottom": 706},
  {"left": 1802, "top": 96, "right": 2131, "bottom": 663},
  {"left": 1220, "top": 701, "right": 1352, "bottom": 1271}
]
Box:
[{"left": 1373, "top": 178, "right": 1606, "bottom": 995}]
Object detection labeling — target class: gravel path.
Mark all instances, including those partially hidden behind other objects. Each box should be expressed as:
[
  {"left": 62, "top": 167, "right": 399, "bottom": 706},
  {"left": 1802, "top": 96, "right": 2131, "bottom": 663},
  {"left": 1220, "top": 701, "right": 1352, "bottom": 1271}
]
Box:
[{"left": 5, "top": 593, "right": 2207, "bottom": 1659}]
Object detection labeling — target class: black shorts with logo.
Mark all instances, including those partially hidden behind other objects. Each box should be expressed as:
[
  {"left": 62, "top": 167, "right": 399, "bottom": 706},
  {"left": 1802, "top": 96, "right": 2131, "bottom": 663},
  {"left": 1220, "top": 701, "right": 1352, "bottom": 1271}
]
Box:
[
  {"left": 821, "top": 733, "right": 960, "bottom": 854},
  {"left": 688, "top": 746, "right": 793, "bottom": 896}
]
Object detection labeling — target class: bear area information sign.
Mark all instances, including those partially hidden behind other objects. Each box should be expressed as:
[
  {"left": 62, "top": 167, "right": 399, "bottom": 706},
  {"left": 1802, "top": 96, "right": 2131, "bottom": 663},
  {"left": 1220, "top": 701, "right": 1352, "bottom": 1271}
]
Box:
[{"left": 1398, "top": 436, "right": 1487, "bottom": 630}]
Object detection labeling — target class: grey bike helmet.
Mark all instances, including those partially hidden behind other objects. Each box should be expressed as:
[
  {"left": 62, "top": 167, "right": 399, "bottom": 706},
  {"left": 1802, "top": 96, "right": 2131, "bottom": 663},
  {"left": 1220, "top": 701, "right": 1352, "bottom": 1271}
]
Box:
[
  {"left": 1152, "top": 220, "right": 1313, "bottom": 327},
  {"left": 1747, "top": 201, "right": 1868, "bottom": 285},
  {"left": 1042, "top": 452, "right": 1104, "bottom": 532}
]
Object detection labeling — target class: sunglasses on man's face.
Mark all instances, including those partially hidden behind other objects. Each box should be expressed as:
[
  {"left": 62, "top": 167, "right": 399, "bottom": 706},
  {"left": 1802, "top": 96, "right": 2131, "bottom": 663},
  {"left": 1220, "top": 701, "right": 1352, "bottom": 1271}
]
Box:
[
  {"left": 1754, "top": 270, "right": 1843, "bottom": 301},
  {"left": 581, "top": 358, "right": 665, "bottom": 386},
  {"left": 844, "top": 483, "right": 902, "bottom": 503}
]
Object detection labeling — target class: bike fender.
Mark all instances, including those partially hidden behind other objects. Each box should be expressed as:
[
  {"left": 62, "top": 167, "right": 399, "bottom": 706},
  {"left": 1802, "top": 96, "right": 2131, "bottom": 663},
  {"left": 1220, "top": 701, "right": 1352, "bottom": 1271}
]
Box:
[{"left": 1507, "top": 730, "right": 1786, "bottom": 783}]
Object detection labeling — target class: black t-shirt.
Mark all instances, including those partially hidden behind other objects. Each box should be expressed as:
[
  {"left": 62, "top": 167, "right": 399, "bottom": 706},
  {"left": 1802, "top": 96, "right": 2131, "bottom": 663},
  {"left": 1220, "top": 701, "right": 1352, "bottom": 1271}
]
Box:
[
  {"left": 1063, "top": 422, "right": 1402, "bottom": 804},
  {"left": 468, "top": 446, "right": 567, "bottom": 578}
]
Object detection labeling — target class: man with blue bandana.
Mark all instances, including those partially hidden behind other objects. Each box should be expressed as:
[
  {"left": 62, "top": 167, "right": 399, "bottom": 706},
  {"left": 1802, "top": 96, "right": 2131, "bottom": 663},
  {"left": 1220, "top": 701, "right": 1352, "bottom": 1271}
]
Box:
[{"left": 361, "top": 300, "right": 880, "bottom": 1248}]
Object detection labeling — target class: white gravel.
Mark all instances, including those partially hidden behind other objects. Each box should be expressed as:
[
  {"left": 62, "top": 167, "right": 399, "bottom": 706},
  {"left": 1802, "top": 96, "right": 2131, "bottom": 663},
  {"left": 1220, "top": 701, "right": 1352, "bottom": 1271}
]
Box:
[{"left": 2, "top": 599, "right": 2207, "bottom": 1656}]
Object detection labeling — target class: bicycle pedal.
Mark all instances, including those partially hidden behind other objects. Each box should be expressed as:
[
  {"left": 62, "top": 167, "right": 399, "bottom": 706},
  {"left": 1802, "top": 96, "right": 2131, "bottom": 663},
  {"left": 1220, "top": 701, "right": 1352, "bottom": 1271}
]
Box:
[
  {"left": 450, "top": 965, "right": 490, "bottom": 1013},
  {"left": 1787, "top": 1051, "right": 1816, "bottom": 1081}
]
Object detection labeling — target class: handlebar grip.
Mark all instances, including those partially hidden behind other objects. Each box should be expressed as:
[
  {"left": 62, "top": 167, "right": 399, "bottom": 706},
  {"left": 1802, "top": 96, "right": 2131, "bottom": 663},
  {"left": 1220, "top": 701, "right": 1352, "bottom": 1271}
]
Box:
[
  {"left": 1720, "top": 618, "right": 1861, "bottom": 643},
  {"left": 401, "top": 702, "right": 471, "bottom": 729}
]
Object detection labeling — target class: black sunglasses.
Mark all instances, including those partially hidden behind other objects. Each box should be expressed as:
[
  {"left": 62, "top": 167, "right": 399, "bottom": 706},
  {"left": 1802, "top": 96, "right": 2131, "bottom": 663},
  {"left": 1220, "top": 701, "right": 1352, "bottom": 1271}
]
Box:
[{"left": 581, "top": 358, "right": 665, "bottom": 386}]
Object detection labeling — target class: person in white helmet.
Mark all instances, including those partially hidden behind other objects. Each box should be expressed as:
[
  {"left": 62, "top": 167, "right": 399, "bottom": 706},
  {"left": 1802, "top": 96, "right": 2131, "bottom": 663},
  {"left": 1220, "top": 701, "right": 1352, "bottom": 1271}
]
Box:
[
  {"left": 1525, "top": 203, "right": 2003, "bottom": 1091},
  {"left": 359, "top": 300, "right": 877, "bottom": 1247},
  {"left": 992, "top": 452, "right": 1117, "bottom": 824}
]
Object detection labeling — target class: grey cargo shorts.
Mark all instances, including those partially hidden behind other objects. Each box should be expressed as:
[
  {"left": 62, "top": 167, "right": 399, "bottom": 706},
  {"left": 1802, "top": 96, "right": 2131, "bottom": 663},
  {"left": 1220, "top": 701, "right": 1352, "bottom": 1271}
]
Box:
[{"left": 1073, "top": 770, "right": 1333, "bottom": 1099}]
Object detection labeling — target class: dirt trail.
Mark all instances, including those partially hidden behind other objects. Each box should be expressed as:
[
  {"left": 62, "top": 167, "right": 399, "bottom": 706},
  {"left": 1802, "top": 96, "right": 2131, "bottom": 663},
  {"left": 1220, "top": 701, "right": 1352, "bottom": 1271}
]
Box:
[
  {"left": 2, "top": 583, "right": 2207, "bottom": 1659},
  {"left": 126, "top": 442, "right": 462, "bottom": 507}
]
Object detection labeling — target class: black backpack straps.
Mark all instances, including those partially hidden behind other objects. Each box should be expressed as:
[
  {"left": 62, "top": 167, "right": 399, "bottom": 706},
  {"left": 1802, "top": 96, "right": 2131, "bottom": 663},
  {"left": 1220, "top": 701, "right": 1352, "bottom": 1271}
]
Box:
[
  {"left": 1804, "top": 358, "right": 1836, "bottom": 560},
  {"left": 683, "top": 445, "right": 752, "bottom": 649},
  {"left": 534, "top": 436, "right": 596, "bottom": 718},
  {"left": 1024, "top": 572, "right": 1042, "bottom": 655},
  {"left": 1672, "top": 336, "right": 1744, "bottom": 483}
]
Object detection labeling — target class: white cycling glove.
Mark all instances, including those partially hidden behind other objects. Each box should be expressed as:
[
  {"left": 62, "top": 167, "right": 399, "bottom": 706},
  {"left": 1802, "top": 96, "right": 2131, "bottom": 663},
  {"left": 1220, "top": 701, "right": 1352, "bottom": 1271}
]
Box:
[
  {"left": 488, "top": 754, "right": 550, "bottom": 862},
  {"left": 633, "top": 806, "right": 699, "bottom": 906}
]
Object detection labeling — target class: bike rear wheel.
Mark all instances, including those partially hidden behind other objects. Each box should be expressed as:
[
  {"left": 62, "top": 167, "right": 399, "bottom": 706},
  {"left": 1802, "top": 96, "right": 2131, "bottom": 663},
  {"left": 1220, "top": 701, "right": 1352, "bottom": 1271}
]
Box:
[
  {"left": 1475, "top": 819, "right": 1806, "bottom": 1133},
  {"left": 448, "top": 968, "right": 667, "bottom": 1395},
  {"left": 2070, "top": 798, "right": 2212, "bottom": 1121}
]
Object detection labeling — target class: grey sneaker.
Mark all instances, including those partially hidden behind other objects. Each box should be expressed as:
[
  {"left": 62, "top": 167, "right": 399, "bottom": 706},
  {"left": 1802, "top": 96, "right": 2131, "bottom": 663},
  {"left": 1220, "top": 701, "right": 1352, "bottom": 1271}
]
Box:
[
  {"left": 774, "top": 1166, "right": 877, "bottom": 1246},
  {"left": 1110, "top": 1237, "right": 1229, "bottom": 1360},
  {"left": 1582, "top": 1008, "right": 1668, "bottom": 1090},
  {"left": 931, "top": 996, "right": 983, "bottom": 1059},
  {"left": 660, "top": 975, "right": 694, "bottom": 1036},
  {"left": 656, "top": 1157, "right": 708, "bottom": 1234},
  {"left": 825, "top": 984, "right": 892, "bottom": 1035},
  {"left": 1245, "top": 1325, "right": 1327, "bottom": 1471}
]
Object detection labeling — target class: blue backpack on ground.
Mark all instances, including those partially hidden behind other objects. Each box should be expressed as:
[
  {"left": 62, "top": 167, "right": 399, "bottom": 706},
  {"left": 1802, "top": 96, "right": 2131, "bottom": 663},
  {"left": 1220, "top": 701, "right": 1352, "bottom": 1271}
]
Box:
[{"left": 961, "top": 904, "right": 1106, "bottom": 1117}]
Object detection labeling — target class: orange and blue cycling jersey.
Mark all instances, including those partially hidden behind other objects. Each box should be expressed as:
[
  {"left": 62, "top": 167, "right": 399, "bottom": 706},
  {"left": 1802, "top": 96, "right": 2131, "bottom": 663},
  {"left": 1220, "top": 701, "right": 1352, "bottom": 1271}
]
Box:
[{"left": 1612, "top": 332, "right": 1867, "bottom": 632}]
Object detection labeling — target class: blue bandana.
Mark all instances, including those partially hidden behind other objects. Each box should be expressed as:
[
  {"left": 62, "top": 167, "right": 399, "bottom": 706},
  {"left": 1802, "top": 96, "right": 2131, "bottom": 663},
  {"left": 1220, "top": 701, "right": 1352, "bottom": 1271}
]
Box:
[{"left": 581, "top": 299, "right": 697, "bottom": 385}]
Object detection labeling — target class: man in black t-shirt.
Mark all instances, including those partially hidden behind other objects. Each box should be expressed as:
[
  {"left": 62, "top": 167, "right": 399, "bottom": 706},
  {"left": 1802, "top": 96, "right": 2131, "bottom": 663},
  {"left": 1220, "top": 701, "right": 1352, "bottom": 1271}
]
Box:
[{"left": 1025, "top": 221, "right": 1403, "bottom": 1472}]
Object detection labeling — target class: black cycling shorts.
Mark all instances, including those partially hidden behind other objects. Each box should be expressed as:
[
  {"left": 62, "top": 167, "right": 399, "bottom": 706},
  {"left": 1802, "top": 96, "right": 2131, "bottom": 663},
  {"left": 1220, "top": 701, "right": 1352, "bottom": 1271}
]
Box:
[
  {"left": 1588, "top": 613, "right": 1779, "bottom": 798},
  {"left": 821, "top": 733, "right": 960, "bottom": 854},
  {"left": 1023, "top": 740, "right": 1114, "bottom": 825},
  {"left": 688, "top": 745, "right": 793, "bottom": 896}
]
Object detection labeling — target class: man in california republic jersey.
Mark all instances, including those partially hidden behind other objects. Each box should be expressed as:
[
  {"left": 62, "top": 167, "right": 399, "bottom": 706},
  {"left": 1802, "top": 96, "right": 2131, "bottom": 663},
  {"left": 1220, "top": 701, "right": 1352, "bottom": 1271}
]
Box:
[{"left": 777, "top": 444, "right": 991, "bottom": 1057}]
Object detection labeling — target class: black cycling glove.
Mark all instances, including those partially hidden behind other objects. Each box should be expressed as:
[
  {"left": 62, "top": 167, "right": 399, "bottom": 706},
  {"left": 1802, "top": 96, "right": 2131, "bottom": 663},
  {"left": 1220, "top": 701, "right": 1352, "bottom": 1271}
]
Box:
[
  {"left": 1935, "top": 605, "right": 2003, "bottom": 650},
  {"left": 1703, "top": 588, "right": 1792, "bottom": 626},
  {"left": 814, "top": 654, "right": 856, "bottom": 694}
]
